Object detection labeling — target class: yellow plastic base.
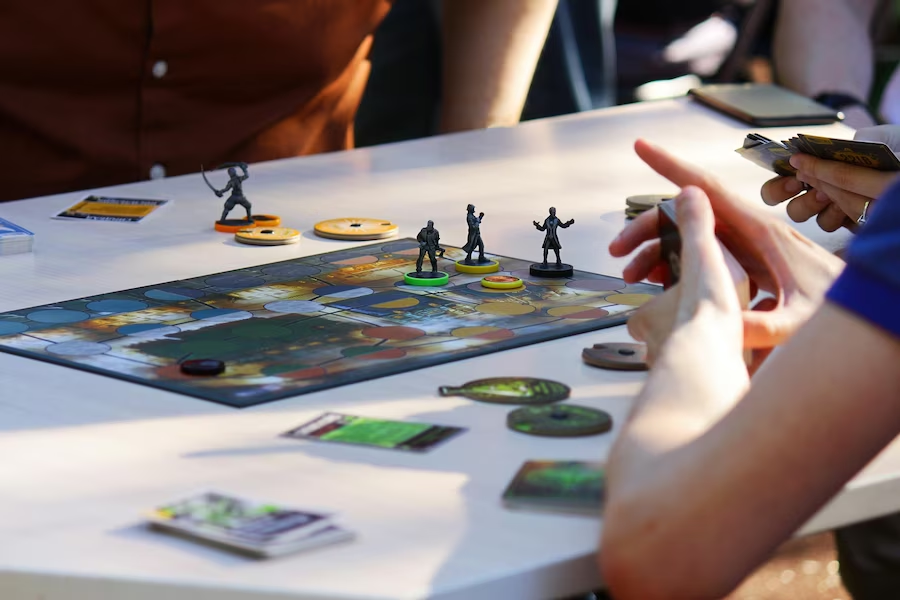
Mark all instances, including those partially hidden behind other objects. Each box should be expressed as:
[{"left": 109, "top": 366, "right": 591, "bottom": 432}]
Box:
[{"left": 455, "top": 260, "right": 500, "bottom": 274}]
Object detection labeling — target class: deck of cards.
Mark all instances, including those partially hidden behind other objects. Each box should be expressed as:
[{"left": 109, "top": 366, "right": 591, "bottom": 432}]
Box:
[
  {"left": 0, "top": 217, "right": 34, "bottom": 256},
  {"left": 148, "top": 491, "right": 354, "bottom": 558},
  {"left": 737, "top": 132, "right": 900, "bottom": 177}
]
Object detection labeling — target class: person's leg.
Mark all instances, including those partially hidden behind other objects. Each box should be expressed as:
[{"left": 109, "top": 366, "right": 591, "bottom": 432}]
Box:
[
  {"left": 476, "top": 238, "right": 485, "bottom": 261},
  {"left": 542, "top": 248, "right": 549, "bottom": 266},
  {"left": 416, "top": 248, "right": 426, "bottom": 272},
  {"left": 554, "top": 248, "right": 562, "bottom": 265},
  {"left": 428, "top": 249, "right": 437, "bottom": 272}
]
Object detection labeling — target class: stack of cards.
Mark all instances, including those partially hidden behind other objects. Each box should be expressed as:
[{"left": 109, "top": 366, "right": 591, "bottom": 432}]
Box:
[
  {"left": 737, "top": 132, "right": 900, "bottom": 177},
  {"left": 625, "top": 194, "right": 672, "bottom": 220},
  {"left": 502, "top": 460, "right": 605, "bottom": 515},
  {"left": 148, "top": 491, "right": 354, "bottom": 558},
  {"left": 0, "top": 217, "right": 34, "bottom": 256}
]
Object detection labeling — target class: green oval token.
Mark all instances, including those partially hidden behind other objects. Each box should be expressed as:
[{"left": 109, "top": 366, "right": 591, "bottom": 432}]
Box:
[{"left": 438, "top": 377, "right": 570, "bottom": 405}]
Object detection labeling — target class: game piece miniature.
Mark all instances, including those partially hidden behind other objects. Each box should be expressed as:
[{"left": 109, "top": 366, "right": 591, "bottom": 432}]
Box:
[
  {"left": 581, "top": 342, "right": 648, "bottom": 371},
  {"left": 438, "top": 377, "right": 570, "bottom": 405},
  {"left": 203, "top": 162, "right": 255, "bottom": 232},
  {"left": 506, "top": 404, "right": 613, "bottom": 437},
  {"left": 530, "top": 207, "right": 575, "bottom": 277},
  {"left": 456, "top": 204, "right": 500, "bottom": 274},
  {"left": 480, "top": 275, "right": 524, "bottom": 289},
  {"left": 404, "top": 220, "right": 450, "bottom": 286}
]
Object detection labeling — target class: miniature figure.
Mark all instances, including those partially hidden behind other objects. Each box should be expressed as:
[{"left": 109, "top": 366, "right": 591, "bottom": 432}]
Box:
[
  {"left": 455, "top": 204, "right": 500, "bottom": 274},
  {"left": 405, "top": 220, "right": 450, "bottom": 286},
  {"left": 415, "top": 220, "right": 445, "bottom": 274},
  {"left": 533, "top": 207, "right": 574, "bottom": 267},
  {"left": 462, "top": 204, "right": 486, "bottom": 264},
  {"left": 530, "top": 207, "right": 575, "bottom": 278},
  {"left": 203, "top": 162, "right": 252, "bottom": 222}
]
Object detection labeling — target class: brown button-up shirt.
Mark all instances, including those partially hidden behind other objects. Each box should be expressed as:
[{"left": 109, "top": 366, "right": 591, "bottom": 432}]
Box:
[{"left": 0, "top": 1, "right": 392, "bottom": 202}]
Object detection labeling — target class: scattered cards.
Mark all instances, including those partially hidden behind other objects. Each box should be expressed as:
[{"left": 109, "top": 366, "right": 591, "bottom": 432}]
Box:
[
  {"left": 148, "top": 491, "right": 353, "bottom": 558},
  {"left": 502, "top": 460, "right": 605, "bottom": 515},
  {"left": 0, "top": 217, "right": 34, "bottom": 256},
  {"left": 737, "top": 132, "right": 900, "bottom": 176},
  {"left": 54, "top": 195, "right": 169, "bottom": 223},
  {"left": 282, "top": 412, "right": 465, "bottom": 453}
]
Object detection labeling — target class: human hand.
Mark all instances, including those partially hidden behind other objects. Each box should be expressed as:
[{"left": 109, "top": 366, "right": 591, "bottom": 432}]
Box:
[
  {"left": 566, "top": 219, "right": 575, "bottom": 225},
  {"left": 610, "top": 139, "right": 845, "bottom": 349},
  {"left": 760, "top": 126, "right": 900, "bottom": 231},
  {"left": 533, "top": 221, "right": 540, "bottom": 228},
  {"left": 626, "top": 188, "right": 745, "bottom": 366}
]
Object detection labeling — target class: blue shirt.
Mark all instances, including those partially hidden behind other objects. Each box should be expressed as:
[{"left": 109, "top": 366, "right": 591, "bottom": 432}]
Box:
[{"left": 827, "top": 178, "right": 900, "bottom": 338}]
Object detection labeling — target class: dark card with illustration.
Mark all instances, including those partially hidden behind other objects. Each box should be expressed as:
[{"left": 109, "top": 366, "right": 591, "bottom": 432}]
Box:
[
  {"left": 502, "top": 460, "right": 605, "bottom": 515},
  {"left": 282, "top": 412, "right": 465, "bottom": 453}
]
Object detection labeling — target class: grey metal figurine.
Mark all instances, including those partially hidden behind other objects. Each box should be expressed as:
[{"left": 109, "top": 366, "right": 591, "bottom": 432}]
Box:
[
  {"left": 415, "top": 220, "right": 445, "bottom": 274},
  {"left": 461, "top": 204, "right": 487, "bottom": 264},
  {"left": 203, "top": 162, "right": 252, "bottom": 222},
  {"left": 533, "top": 207, "right": 575, "bottom": 267}
]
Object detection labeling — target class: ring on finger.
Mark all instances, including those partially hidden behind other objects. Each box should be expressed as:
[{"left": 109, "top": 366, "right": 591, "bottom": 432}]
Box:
[{"left": 857, "top": 201, "right": 870, "bottom": 226}]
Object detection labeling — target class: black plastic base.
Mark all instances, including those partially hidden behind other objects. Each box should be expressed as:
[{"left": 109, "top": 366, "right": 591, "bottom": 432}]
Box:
[{"left": 529, "top": 263, "right": 573, "bottom": 278}]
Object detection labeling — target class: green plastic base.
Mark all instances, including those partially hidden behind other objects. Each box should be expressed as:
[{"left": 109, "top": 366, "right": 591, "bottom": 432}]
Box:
[{"left": 404, "top": 271, "right": 450, "bottom": 286}]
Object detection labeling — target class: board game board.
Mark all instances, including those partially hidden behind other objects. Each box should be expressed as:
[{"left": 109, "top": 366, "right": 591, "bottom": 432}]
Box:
[{"left": 0, "top": 239, "right": 659, "bottom": 407}]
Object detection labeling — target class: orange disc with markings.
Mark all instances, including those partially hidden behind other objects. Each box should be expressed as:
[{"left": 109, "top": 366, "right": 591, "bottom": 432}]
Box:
[
  {"left": 481, "top": 275, "right": 524, "bottom": 290},
  {"left": 215, "top": 218, "right": 256, "bottom": 233},
  {"left": 250, "top": 214, "right": 281, "bottom": 227}
]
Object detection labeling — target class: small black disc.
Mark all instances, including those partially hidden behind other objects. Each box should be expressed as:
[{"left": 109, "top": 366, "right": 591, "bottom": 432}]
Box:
[{"left": 180, "top": 359, "right": 226, "bottom": 376}]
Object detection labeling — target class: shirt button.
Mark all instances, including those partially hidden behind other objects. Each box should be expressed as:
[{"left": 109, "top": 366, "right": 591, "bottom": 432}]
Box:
[
  {"left": 149, "top": 164, "right": 166, "bottom": 179},
  {"left": 151, "top": 60, "right": 168, "bottom": 79}
]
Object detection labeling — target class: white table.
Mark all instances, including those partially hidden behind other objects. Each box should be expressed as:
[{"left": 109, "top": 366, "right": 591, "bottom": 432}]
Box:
[{"left": 0, "top": 98, "right": 896, "bottom": 600}]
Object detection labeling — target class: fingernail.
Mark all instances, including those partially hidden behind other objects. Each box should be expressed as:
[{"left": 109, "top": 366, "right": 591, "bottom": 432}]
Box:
[
  {"left": 789, "top": 155, "right": 801, "bottom": 169},
  {"left": 784, "top": 178, "right": 802, "bottom": 194}
]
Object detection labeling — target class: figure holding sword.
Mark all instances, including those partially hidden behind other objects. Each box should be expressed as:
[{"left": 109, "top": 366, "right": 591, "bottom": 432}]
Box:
[{"left": 203, "top": 162, "right": 253, "bottom": 223}]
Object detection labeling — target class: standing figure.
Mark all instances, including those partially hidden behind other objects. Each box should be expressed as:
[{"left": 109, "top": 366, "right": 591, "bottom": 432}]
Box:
[
  {"left": 533, "top": 207, "right": 574, "bottom": 267},
  {"left": 203, "top": 162, "right": 252, "bottom": 222},
  {"left": 462, "top": 204, "right": 486, "bottom": 264},
  {"left": 415, "top": 220, "right": 444, "bottom": 274}
]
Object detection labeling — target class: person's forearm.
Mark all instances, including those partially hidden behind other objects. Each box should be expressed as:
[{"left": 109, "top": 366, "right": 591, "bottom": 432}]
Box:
[
  {"left": 774, "top": 0, "right": 877, "bottom": 102},
  {"left": 439, "top": 0, "right": 557, "bottom": 133}
]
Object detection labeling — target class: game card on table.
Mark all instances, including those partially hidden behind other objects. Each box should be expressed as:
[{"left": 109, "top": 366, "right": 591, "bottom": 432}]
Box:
[{"left": 282, "top": 412, "right": 465, "bottom": 452}]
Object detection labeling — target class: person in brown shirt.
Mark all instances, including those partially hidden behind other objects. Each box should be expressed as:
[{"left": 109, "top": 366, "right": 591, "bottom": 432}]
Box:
[{"left": 0, "top": 0, "right": 558, "bottom": 202}]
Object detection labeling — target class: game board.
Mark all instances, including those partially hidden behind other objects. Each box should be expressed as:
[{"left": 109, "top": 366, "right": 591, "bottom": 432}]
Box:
[{"left": 0, "top": 239, "right": 659, "bottom": 407}]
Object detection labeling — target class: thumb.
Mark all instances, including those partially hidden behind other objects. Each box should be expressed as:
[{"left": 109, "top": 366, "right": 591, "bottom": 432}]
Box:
[{"left": 854, "top": 125, "right": 900, "bottom": 155}]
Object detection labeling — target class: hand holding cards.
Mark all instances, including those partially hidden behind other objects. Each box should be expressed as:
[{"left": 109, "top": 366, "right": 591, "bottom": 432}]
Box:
[{"left": 737, "top": 133, "right": 900, "bottom": 176}]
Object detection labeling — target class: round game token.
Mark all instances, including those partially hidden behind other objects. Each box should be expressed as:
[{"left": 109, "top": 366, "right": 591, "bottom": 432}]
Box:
[
  {"left": 455, "top": 259, "right": 500, "bottom": 274},
  {"left": 480, "top": 275, "right": 524, "bottom": 290},
  {"left": 235, "top": 227, "right": 301, "bottom": 246},
  {"left": 529, "top": 262, "right": 573, "bottom": 278},
  {"left": 625, "top": 209, "right": 642, "bottom": 220},
  {"left": 507, "top": 404, "right": 613, "bottom": 437},
  {"left": 215, "top": 218, "right": 256, "bottom": 233},
  {"left": 180, "top": 359, "right": 226, "bottom": 376},
  {"left": 314, "top": 217, "right": 399, "bottom": 241},
  {"left": 582, "top": 342, "right": 648, "bottom": 371},
  {"left": 625, "top": 194, "right": 673, "bottom": 211},
  {"left": 250, "top": 214, "right": 281, "bottom": 227},
  {"left": 404, "top": 271, "right": 449, "bottom": 286},
  {"left": 438, "top": 377, "right": 570, "bottom": 405}
]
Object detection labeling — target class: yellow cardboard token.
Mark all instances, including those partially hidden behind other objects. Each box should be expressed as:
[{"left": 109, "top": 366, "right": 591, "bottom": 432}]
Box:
[
  {"left": 481, "top": 275, "right": 524, "bottom": 289},
  {"left": 314, "top": 218, "right": 398, "bottom": 241},
  {"left": 235, "top": 227, "right": 300, "bottom": 246}
]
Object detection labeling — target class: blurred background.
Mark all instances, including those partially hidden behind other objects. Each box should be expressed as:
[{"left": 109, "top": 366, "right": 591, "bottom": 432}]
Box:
[{"left": 356, "top": 0, "right": 900, "bottom": 147}]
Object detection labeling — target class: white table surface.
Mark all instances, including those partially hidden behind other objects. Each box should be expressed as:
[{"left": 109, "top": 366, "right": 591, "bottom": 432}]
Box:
[{"left": 1, "top": 97, "right": 897, "bottom": 600}]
